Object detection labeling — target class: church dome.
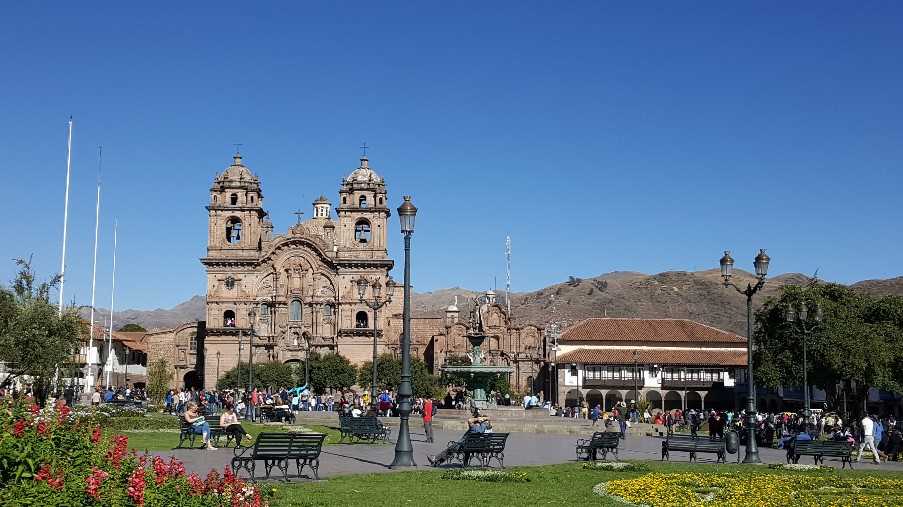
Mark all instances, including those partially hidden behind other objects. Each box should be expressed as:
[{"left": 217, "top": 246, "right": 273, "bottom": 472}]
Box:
[
  {"left": 216, "top": 153, "right": 259, "bottom": 187},
  {"left": 345, "top": 156, "right": 383, "bottom": 184}
]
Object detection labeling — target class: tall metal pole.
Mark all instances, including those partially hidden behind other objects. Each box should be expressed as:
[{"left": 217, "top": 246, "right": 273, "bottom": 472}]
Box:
[
  {"left": 105, "top": 221, "right": 118, "bottom": 389},
  {"left": 305, "top": 335, "right": 310, "bottom": 387},
  {"left": 371, "top": 306, "right": 379, "bottom": 411},
  {"left": 58, "top": 117, "right": 73, "bottom": 315},
  {"left": 803, "top": 326, "right": 810, "bottom": 413},
  {"left": 744, "top": 292, "right": 759, "bottom": 462},
  {"left": 391, "top": 232, "right": 415, "bottom": 467},
  {"left": 86, "top": 149, "right": 102, "bottom": 391}
]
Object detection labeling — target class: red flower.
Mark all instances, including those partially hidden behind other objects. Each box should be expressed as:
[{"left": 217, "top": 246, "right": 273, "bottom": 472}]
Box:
[
  {"left": 30, "top": 404, "right": 40, "bottom": 416},
  {"left": 36, "top": 421, "right": 48, "bottom": 436},
  {"left": 91, "top": 426, "right": 102, "bottom": 444},
  {"left": 168, "top": 456, "right": 186, "bottom": 478},
  {"left": 34, "top": 464, "right": 52, "bottom": 482},
  {"left": 127, "top": 468, "right": 146, "bottom": 506},
  {"left": 57, "top": 404, "right": 71, "bottom": 424},
  {"left": 84, "top": 467, "right": 109, "bottom": 500},
  {"left": 152, "top": 456, "right": 167, "bottom": 485},
  {"left": 187, "top": 473, "right": 205, "bottom": 496},
  {"left": 34, "top": 464, "right": 64, "bottom": 490},
  {"left": 12, "top": 419, "right": 26, "bottom": 437},
  {"left": 205, "top": 469, "right": 223, "bottom": 494},
  {"left": 106, "top": 435, "right": 129, "bottom": 469}
]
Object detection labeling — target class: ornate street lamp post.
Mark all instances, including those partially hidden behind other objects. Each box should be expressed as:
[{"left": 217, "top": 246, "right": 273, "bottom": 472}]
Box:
[
  {"left": 357, "top": 276, "right": 395, "bottom": 410},
  {"left": 719, "top": 248, "right": 770, "bottom": 464},
  {"left": 391, "top": 196, "right": 417, "bottom": 468},
  {"left": 785, "top": 301, "right": 821, "bottom": 416}
]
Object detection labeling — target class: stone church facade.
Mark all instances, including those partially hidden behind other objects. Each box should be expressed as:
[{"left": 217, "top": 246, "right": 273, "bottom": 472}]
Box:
[{"left": 146, "top": 153, "right": 545, "bottom": 392}]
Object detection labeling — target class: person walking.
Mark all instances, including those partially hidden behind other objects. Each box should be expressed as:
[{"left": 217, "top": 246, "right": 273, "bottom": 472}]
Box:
[
  {"left": 857, "top": 414, "right": 882, "bottom": 464},
  {"left": 591, "top": 404, "right": 601, "bottom": 426},
  {"left": 423, "top": 397, "right": 435, "bottom": 443}
]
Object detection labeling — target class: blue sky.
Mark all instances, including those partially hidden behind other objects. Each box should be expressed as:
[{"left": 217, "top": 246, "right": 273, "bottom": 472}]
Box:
[{"left": 2, "top": 2, "right": 901, "bottom": 310}]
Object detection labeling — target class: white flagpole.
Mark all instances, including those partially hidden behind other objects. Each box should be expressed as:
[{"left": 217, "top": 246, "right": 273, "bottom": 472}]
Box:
[
  {"left": 58, "top": 117, "right": 73, "bottom": 315},
  {"left": 105, "top": 220, "right": 118, "bottom": 389},
  {"left": 86, "top": 147, "right": 102, "bottom": 390}
]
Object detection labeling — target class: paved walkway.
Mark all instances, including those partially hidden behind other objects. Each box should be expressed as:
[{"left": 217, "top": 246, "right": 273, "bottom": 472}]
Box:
[{"left": 162, "top": 424, "right": 902, "bottom": 481}]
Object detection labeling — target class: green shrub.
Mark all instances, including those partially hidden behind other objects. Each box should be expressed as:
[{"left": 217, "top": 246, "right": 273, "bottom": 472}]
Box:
[{"left": 441, "top": 469, "right": 530, "bottom": 483}]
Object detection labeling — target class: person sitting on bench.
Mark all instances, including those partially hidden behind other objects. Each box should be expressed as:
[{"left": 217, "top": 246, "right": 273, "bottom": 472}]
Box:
[
  {"left": 220, "top": 402, "right": 249, "bottom": 445},
  {"left": 426, "top": 412, "right": 490, "bottom": 467},
  {"left": 185, "top": 402, "right": 217, "bottom": 450}
]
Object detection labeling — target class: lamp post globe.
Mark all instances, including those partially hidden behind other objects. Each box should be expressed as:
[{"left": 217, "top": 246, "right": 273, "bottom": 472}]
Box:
[
  {"left": 754, "top": 249, "right": 770, "bottom": 278},
  {"left": 391, "top": 195, "right": 417, "bottom": 468},
  {"left": 720, "top": 250, "right": 735, "bottom": 281}
]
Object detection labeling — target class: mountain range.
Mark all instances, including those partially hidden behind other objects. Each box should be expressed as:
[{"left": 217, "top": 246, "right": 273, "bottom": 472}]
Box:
[{"left": 80, "top": 271, "right": 903, "bottom": 337}]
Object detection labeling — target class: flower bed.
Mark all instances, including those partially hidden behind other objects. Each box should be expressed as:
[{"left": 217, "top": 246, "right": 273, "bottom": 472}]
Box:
[
  {"left": 767, "top": 463, "right": 835, "bottom": 472},
  {"left": 0, "top": 399, "right": 271, "bottom": 506},
  {"left": 440, "top": 469, "right": 530, "bottom": 483},
  {"left": 595, "top": 473, "right": 903, "bottom": 506},
  {"left": 581, "top": 462, "right": 649, "bottom": 472}
]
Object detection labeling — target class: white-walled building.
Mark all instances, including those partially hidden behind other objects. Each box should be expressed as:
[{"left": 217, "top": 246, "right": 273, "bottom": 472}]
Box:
[{"left": 555, "top": 318, "right": 747, "bottom": 412}]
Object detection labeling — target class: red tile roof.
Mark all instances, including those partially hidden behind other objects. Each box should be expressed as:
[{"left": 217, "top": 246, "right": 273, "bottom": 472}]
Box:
[
  {"left": 556, "top": 348, "right": 747, "bottom": 366},
  {"left": 110, "top": 331, "right": 149, "bottom": 352},
  {"left": 560, "top": 318, "right": 745, "bottom": 345}
]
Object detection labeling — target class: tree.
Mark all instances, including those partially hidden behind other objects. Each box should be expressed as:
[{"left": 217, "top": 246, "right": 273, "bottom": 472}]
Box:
[
  {"left": 356, "top": 353, "right": 401, "bottom": 391},
  {"left": 355, "top": 353, "right": 439, "bottom": 398},
  {"left": 216, "top": 362, "right": 296, "bottom": 390},
  {"left": 146, "top": 358, "right": 172, "bottom": 408},
  {"left": 308, "top": 353, "right": 357, "bottom": 394},
  {"left": 0, "top": 258, "right": 83, "bottom": 405},
  {"left": 118, "top": 323, "right": 146, "bottom": 332},
  {"left": 754, "top": 282, "right": 903, "bottom": 419}
]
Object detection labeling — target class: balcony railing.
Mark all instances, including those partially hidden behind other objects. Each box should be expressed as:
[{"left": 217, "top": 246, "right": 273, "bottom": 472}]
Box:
[
  {"left": 582, "top": 378, "right": 640, "bottom": 389},
  {"left": 660, "top": 379, "right": 723, "bottom": 389}
]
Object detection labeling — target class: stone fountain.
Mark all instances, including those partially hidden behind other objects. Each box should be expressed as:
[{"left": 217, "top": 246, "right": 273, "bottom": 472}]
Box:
[{"left": 440, "top": 294, "right": 513, "bottom": 409}]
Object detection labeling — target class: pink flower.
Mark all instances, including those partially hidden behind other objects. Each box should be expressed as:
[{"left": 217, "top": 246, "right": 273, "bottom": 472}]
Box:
[
  {"left": 91, "top": 426, "right": 102, "bottom": 444},
  {"left": 36, "top": 421, "right": 48, "bottom": 436}
]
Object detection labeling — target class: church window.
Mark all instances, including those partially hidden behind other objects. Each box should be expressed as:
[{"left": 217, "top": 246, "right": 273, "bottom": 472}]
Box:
[
  {"left": 226, "top": 218, "right": 242, "bottom": 243},
  {"left": 378, "top": 196, "right": 383, "bottom": 206},
  {"left": 223, "top": 310, "right": 236, "bottom": 327},
  {"left": 213, "top": 195, "right": 218, "bottom": 203},
  {"left": 225, "top": 276, "right": 235, "bottom": 290},
  {"left": 189, "top": 334, "right": 197, "bottom": 351},
  {"left": 290, "top": 300, "right": 302, "bottom": 321},
  {"left": 342, "top": 195, "right": 347, "bottom": 205},
  {"left": 359, "top": 195, "right": 368, "bottom": 208},
  {"left": 250, "top": 194, "right": 255, "bottom": 203},
  {"left": 323, "top": 303, "right": 334, "bottom": 318},
  {"left": 354, "top": 220, "right": 371, "bottom": 243},
  {"left": 260, "top": 303, "right": 270, "bottom": 322},
  {"left": 355, "top": 311, "right": 369, "bottom": 329},
  {"left": 230, "top": 193, "right": 238, "bottom": 205}
]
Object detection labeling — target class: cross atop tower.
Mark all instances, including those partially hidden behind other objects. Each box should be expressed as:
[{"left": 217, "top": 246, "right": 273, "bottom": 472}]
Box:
[
  {"left": 360, "top": 142, "right": 368, "bottom": 157},
  {"left": 292, "top": 210, "right": 304, "bottom": 224},
  {"left": 233, "top": 143, "right": 243, "bottom": 154}
]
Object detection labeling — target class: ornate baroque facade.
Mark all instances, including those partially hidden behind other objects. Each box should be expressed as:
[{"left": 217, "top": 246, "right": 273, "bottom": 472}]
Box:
[{"left": 147, "top": 153, "right": 545, "bottom": 391}]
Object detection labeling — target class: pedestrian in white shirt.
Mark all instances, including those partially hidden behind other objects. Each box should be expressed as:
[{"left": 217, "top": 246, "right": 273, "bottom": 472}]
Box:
[{"left": 857, "top": 414, "right": 881, "bottom": 464}]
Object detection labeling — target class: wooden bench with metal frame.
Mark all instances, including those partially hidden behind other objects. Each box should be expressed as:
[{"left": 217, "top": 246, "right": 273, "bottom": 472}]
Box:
[
  {"left": 576, "top": 432, "right": 621, "bottom": 461},
  {"left": 231, "top": 432, "right": 327, "bottom": 481}
]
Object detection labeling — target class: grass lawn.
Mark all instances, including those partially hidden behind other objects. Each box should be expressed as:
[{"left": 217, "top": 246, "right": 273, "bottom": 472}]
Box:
[
  {"left": 270, "top": 461, "right": 903, "bottom": 507},
  {"left": 116, "top": 423, "right": 343, "bottom": 452}
]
